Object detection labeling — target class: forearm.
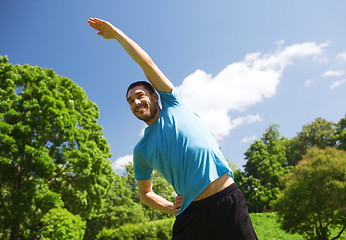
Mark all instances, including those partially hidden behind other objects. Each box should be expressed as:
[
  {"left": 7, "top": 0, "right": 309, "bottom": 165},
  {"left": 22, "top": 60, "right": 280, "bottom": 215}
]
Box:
[
  {"left": 113, "top": 29, "right": 173, "bottom": 93},
  {"left": 88, "top": 17, "right": 173, "bottom": 92},
  {"left": 114, "top": 30, "right": 153, "bottom": 69},
  {"left": 139, "top": 191, "right": 176, "bottom": 215}
]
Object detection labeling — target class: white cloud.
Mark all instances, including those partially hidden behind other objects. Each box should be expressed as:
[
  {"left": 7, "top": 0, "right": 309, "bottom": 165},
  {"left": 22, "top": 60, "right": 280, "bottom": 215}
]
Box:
[
  {"left": 274, "top": 40, "right": 285, "bottom": 49},
  {"left": 177, "top": 41, "right": 327, "bottom": 139},
  {"left": 304, "top": 79, "right": 314, "bottom": 87},
  {"left": 230, "top": 115, "right": 264, "bottom": 131},
  {"left": 330, "top": 79, "right": 346, "bottom": 89},
  {"left": 336, "top": 52, "right": 346, "bottom": 62},
  {"left": 111, "top": 154, "right": 133, "bottom": 175},
  {"left": 241, "top": 136, "right": 257, "bottom": 143},
  {"left": 323, "top": 70, "right": 344, "bottom": 77}
]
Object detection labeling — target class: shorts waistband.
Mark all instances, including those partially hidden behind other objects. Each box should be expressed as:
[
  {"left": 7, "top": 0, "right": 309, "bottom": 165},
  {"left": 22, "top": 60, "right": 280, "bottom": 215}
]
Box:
[{"left": 189, "top": 182, "right": 238, "bottom": 208}]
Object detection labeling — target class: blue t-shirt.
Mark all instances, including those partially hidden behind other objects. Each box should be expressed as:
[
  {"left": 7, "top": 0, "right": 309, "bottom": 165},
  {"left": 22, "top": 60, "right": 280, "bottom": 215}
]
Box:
[{"left": 133, "top": 88, "right": 232, "bottom": 215}]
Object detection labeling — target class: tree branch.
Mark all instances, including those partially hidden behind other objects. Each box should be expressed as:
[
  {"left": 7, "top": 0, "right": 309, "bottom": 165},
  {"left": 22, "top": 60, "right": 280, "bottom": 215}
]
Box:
[{"left": 331, "top": 227, "right": 345, "bottom": 240}]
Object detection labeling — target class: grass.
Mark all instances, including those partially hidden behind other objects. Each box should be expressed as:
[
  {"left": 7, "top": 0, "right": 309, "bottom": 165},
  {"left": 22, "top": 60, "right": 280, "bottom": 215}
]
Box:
[
  {"left": 250, "top": 212, "right": 303, "bottom": 240},
  {"left": 250, "top": 212, "right": 345, "bottom": 240}
]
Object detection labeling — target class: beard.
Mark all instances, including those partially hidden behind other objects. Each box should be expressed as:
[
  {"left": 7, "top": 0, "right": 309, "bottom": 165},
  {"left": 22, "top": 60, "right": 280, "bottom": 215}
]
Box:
[{"left": 135, "top": 102, "right": 159, "bottom": 123}]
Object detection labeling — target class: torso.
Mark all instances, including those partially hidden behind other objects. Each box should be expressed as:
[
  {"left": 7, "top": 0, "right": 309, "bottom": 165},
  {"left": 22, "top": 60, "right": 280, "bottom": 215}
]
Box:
[
  {"left": 193, "top": 173, "right": 234, "bottom": 202},
  {"left": 134, "top": 88, "right": 233, "bottom": 214}
]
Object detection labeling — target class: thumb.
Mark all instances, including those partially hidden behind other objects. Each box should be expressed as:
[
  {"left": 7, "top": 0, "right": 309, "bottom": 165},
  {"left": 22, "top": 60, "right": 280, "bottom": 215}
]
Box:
[{"left": 97, "top": 32, "right": 104, "bottom": 36}]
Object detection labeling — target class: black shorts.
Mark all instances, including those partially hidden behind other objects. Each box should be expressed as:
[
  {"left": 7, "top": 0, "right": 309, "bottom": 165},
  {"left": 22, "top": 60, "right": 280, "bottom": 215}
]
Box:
[{"left": 172, "top": 183, "right": 258, "bottom": 240}]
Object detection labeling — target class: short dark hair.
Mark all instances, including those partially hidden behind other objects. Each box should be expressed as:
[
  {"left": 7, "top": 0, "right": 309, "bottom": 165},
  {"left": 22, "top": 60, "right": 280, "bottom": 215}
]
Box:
[{"left": 126, "top": 81, "right": 155, "bottom": 98}]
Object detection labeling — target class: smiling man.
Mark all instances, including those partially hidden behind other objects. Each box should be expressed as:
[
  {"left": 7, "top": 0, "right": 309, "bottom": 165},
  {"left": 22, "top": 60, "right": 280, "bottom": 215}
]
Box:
[
  {"left": 126, "top": 81, "right": 160, "bottom": 125},
  {"left": 88, "top": 17, "right": 258, "bottom": 240}
]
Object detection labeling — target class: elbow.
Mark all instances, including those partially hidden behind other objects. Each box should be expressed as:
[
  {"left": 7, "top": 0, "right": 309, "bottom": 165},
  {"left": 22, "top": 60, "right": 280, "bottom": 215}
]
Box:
[
  {"left": 139, "top": 193, "right": 145, "bottom": 204},
  {"left": 139, "top": 190, "right": 151, "bottom": 205}
]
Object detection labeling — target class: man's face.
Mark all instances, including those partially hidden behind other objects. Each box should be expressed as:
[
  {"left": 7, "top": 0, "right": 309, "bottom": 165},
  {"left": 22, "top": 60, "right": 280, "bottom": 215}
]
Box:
[{"left": 127, "top": 85, "right": 160, "bottom": 125}]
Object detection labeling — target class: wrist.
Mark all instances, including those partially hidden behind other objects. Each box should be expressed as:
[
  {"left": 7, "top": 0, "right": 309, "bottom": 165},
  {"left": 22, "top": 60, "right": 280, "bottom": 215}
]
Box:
[{"left": 113, "top": 28, "right": 124, "bottom": 41}]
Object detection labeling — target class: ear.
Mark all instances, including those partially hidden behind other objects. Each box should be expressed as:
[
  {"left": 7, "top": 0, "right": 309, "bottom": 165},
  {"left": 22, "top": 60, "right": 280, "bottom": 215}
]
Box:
[{"left": 152, "top": 92, "right": 159, "bottom": 102}]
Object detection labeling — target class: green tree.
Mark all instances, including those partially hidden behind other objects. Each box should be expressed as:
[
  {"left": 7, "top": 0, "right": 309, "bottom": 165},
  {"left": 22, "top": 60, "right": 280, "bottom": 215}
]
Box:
[
  {"left": 298, "top": 118, "right": 336, "bottom": 149},
  {"left": 40, "top": 207, "right": 86, "bottom": 240},
  {"left": 124, "top": 162, "right": 140, "bottom": 203},
  {"left": 282, "top": 136, "right": 303, "bottom": 166},
  {"left": 285, "top": 118, "right": 336, "bottom": 166},
  {"left": 274, "top": 148, "right": 346, "bottom": 240},
  {"left": 0, "top": 56, "right": 115, "bottom": 239},
  {"left": 84, "top": 174, "right": 148, "bottom": 240},
  {"left": 85, "top": 163, "right": 175, "bottom": 239},
  {"left": 236, "top": 174, "right": 267, "bottom": 212},
  {"left": 243, "top": 124, "right": 287, "bottom": 211},
  {"left": 334, "top": 115, "right": 346, "bottom": 151}
]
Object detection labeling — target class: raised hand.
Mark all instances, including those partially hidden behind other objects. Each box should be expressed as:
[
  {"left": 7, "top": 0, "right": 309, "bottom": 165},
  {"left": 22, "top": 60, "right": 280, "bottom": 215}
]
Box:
[
  {"left": 87, "top": 17, "right": 119, "bottom": 39},
  {"left": 87, "top": 17, "right": 173, "bottom": 93}
]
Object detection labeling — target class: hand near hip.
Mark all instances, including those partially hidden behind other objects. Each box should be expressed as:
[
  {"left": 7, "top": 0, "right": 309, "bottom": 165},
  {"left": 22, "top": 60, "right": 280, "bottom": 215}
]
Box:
[{"left": 173, "top": 195, "right": 183, "bottom": 215}]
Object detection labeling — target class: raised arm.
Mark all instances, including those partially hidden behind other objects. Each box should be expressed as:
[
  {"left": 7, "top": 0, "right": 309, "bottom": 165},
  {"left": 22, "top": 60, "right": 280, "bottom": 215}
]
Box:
[{"left": 88, "top": 17, "right": 173, "bottom": 93}]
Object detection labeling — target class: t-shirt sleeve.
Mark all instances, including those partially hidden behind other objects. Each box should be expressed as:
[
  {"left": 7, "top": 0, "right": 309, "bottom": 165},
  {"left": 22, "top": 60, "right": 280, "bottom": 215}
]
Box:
[
  {"left": 133, "top": 147, "right": 153, "bottom": 181},
  {"left": 157, "top": 87, "right": 184, "bottom": 108}
]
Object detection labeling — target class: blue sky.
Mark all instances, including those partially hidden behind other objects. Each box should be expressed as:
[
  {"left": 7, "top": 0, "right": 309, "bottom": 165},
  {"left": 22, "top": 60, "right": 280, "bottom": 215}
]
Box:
[{"left": 1, "top": 1, "right": 345, "bottom": 174}]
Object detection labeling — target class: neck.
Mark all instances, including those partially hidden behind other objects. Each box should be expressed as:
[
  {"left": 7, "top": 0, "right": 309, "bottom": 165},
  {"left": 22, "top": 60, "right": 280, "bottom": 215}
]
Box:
[{"left": 145, "top": 109, "right": 160, "bottom": 126}]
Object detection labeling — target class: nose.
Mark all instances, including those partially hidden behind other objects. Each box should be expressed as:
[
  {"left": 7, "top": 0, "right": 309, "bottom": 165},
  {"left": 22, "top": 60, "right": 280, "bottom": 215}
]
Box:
[{"left": 134, "top": 98, "right": 141, "bottom": 105}]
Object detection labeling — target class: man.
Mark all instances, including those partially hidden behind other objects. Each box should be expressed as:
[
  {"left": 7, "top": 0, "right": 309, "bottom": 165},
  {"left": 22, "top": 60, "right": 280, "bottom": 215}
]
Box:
[{"left": 88, "top": 17, "right": 258, "bottom": 240}]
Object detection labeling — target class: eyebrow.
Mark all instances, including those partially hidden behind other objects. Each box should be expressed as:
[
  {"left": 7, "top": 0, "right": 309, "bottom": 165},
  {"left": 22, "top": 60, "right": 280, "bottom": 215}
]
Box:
[{"left": 127, "top": 91, "right": 142, "bottom": 103}]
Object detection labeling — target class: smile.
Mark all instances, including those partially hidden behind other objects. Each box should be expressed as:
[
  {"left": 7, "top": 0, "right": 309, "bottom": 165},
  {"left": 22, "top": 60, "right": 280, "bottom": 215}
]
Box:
[{"left": 136, "top": 105, "right": 147, "bottom": 113}]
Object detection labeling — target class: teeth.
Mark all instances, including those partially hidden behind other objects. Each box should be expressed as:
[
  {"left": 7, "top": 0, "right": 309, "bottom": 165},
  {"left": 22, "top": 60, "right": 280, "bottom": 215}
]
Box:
[{"left": 137, "top": 106, "right": 145, "bottom": 112}]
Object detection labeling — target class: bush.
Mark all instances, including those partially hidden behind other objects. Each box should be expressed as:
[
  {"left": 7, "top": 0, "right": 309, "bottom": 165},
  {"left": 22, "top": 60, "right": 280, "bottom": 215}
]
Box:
[
  {"left": 96, "top": 218, "right": 174, "bottom": 240},
  {"left": 40, "top": 207, "right": 86, "bottom": 240}
]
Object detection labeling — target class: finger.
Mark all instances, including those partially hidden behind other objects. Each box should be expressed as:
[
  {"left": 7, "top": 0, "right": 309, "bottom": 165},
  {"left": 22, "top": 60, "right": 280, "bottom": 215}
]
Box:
[
  {"left": 174, "top": 209, "right": 180, "bottom": 216},
  {"left": 93, "top": 17, "right": 106, "bottom": 23},
  {"left": 174, "top": 201, "right": 182, "bottom": 208},
  {"left": 87, "top": 18, "right": 98, "bottom": 26},
  {"left": 88, "top": 22, "right": 100, "bottom": 30},
  {"left": 174, "top": 205, "right": 181, "bottom": 210},
  {"left": 88, "top": 18, "right": 104, "bottom": 28}
]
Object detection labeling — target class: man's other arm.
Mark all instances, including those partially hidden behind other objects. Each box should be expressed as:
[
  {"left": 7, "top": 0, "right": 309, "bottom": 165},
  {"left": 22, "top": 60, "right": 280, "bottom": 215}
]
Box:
[
  {"left": 88, "top": 17, "right": 173, "bottom": 93},
  {"left": 137, "top": 179, "right": 182, "bottom": 215}
]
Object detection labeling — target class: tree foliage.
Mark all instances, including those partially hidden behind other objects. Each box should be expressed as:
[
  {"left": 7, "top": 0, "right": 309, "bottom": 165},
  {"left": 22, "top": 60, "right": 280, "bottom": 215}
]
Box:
[
  {"left": 96, "top": 218, "right": 175, "bottom": 240},
  {"left": 284, "top": 118, "right": 336, "bottom": 166},
  {"left": 334, "top": 115, "right": 346, "bottom": 151},
  {"left": 240, "top": 124, "right": 287, "bottom": 211},
  {"left": 298, "top": 118, "right": 336, "bottom": 149},
  {"left": 84, "top": 163, "right": 175, "bottom": 239},
  {"left": 274, "top": 148, "right": 346, "bottom": 240},
  {"left": 39, "top": 207, "right": 86, "bottom": 240},
  {"left": 84, "top": 174, "right": 148, "bottom": 240},
  {"left": 0, "top": 56, "right": 115, "bottom": 239}
]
